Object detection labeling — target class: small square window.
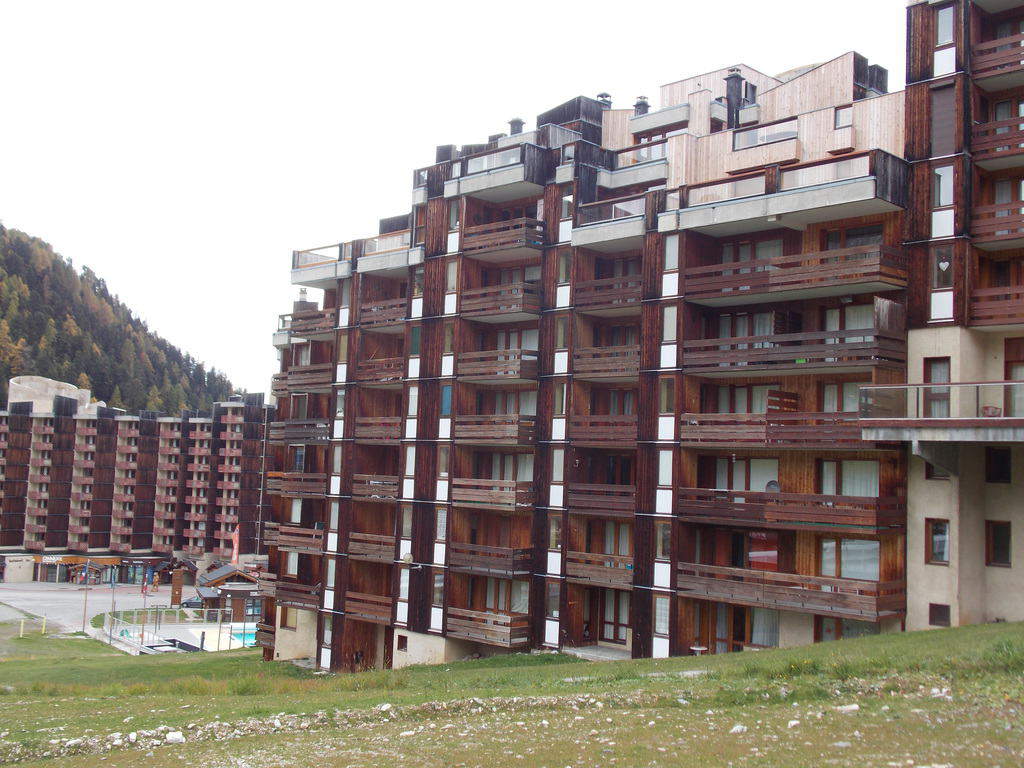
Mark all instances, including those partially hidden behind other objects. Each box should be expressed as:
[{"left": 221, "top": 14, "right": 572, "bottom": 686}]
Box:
[
  {"left": 928, "top": 603, "right": 951, "bottom": 627},
  {"left": 397, "top": 634, "right": 408, "bottom": 652},
  {"left": 986, "top": 521, "right": 1012, "bottom": 567},
  {"left": 985, "top": 447, "right": 1011, "bottom": 484}
]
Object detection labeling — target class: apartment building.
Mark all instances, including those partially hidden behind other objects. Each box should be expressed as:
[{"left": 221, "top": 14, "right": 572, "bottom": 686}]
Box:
[
  {"left": 856, "top": 0, "right": 1024, "bottom": 632},
  {"left": 0, "top": 376, "right": 272, "bottom": 582},
  {"left": 261, "top": 31, "right": 925, "bottom": 671}
]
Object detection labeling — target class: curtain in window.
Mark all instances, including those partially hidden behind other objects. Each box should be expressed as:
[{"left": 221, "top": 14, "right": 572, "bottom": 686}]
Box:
[
  {"left": 840, "top": 460, "right": 879, "bottom": 497},
  {"left": 715, "top": 607, "right": 730, "bottom": 654},
  {"left": 510, "top": 581, "right": 528, "bottom": 614},
  {"left": 749, "top": 459, "right": 779, "bottom": 492},
  {"left": 750, "top": 608, "right": 779, "bottom": 648},
  {"left": 841, "top": 539, "right": 880, "bottom": 581},
  {"left": 751, "top": 386, "right": 769, "bottom": 414}
]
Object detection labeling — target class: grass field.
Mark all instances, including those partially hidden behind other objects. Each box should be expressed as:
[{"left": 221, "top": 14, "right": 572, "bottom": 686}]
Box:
[{"left": 1, "top": 612, "right": 1022, "bottom": 767}]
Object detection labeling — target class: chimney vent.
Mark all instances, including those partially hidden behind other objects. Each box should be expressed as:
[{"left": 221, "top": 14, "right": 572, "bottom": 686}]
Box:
[
  {"left": 724, "top": 68, "right": 745, "bottom": 129},
  {"left": 509, "top": 118, "right": 524, "bottom": 135},
  {"left": 633, "top": 96, "right": 649, "bottom": 117},
  {"left": 597, "top": 92, "right": 612, "bottom": 109},
  {"left": 298, "top": 288, "right": 307, "bottom": 302}
]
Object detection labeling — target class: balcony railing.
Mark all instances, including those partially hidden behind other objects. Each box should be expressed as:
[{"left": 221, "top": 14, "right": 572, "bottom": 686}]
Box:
[
  {"left": 280, "top": 307, "right": 336, "bottom": 338},
  {"left": 265, "top": 472, "right": 327, "bottom": 497},
  {"left": 972, "top": 202, "right": 1024, "bottom": 246},
  {"left": 351, "top": 474, "right": 400, "bottom": 502},
  {"left": 268, "top": 418, "right": 331, "bottom": 443},
  {"left": 972, "top": 118, "right": 1024, "bottom": 167},
  {"left": 450, "top": 478, "right": 535, "bottom": 511},
  {"left": 679, "top": 411, "right": 865, "bottom": 448},
  {"left": 567, "top": 415, "right": 638, "bottom": 445},
  {"left": 344, "top": 591, "right": 394, "bottom": 624},
  {"left": 286, "top": 363, "right": 335, "bottom": 391},
  {"left": 577, "top": 194, "right": 646, "bottom": 226},
  {"left": 971, "top": 285, "right": 1024, "bottom": 326},
  {"left": 565, "top": 551, "right": 634, "bottom": 588},
  {"left": 352, "top": 416, "right": 402, "bottom": 443},
  {"left": 681, "top": 328, "right": 905, "bottom": 374},
  {"left": 292, "top": 243, "right": 352, "bottom": 270},
  {"left": 676, "top": 562, "right": 905, "bottom": 621},
  {"left": 860, "top": 382, "right": 1024, "bottom": 422},
  {"left": 460, "top": 282, "right": 541, "bottom": 319},
  {"left": 573, "top": 276, "right": 643, "bottom": 313},
  {"left": 445, "top": 607, "right": 530, "bottom": 648},
  {"left": 274, "top": 524, "right": 324, "bottom": 555},
  {"left": 458, "top": 349, "right": 538, "bottom": 381},
  {"left": 347, "top": 532, "right": 396, "bottom": 562},
  {"left": 353, "top": 357, "right": 405, "bottom": 383},
  {"left": 573, "top": 346, "right": 640, "bottom": 379},
  {"left": 677, "top": 488, "right": 904, "bottom": 531},
  {"left": 973, "top": 32, "right": 1024, "bottom": 85},
  {"left": 448, "top": 542, "right": 533, "bottom": 577},
  {"left": 274, "top": 579, "right": 321, "bottom": 610},
  {"left": 615, "top": 140, "right": 667, "bottom": 168},
  {"left": 566, "top": 483, "right": 636, "bottom": 517},
  {"left": 363, "top": 230, "right": 411, "bottom": 258},
  {"left": 682, "top": 245, "right": 907, "bottom": 305},
  {"left": 255, "top": 622, "right": 275, "bottom": 649},
  {"left": 452, "top": 415, "right": 536, "bottom": 445},
  {"left": 359, "top": 297, "right": 408, "bottom": 328},
  {"left": 461, "top": 219, "right": 545, "bottom": 260}
]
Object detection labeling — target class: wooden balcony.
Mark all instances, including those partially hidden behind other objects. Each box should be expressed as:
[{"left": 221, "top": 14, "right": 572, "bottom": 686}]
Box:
[
  {"left": 269, "top": 418, "right": 331, "bottom": 444},
  {"left": 359, "top": 297, "right": 407, "bottom": 330},
  {"left": 450, "top": 478, "right": 535, "bottom": 511},
  {"left": 282, "top": 363, "right": 334, "bottom": 394},
  {"left": 24, "top": 522, "right": 47, "bottom": 535},
  {"left": 347, "top": 532, "right": 396, "bottom": 562},
  {"left": 214, "top": 512, "right": 239, "bottom": 525},
  {"left": 445, "top": 607, "right": 530, "bottom": 648},
  {"left": 255, "top": 622, "right": 276, "bottom": 650},
  {"left": 353, "top": 357, "right": 405, "bottom": 384},
  {"left": 973, "top": 201, "right": 1024, "bottom": 250},
  {"left": 182, "top": 544, "right": 205, "bottom": 556},
  {"left": 110, "top": 542, "right": 131, "bottom": 553},
  {"left": 676, "top": 562, "right": 905, "bottom": 621},
  {"left": 458, "top": 349, "right": 538, "bottom": 383},
  {"left": 288, "top": 307, "right": 336, "bottom": 338},
  {"left": 573, "top": 276, "right": 643, "bottom": 316},
  {"left": 460, "top": 218, "right": 544, "bottom": 263},
  {"left": 24, "top": 539, "right": 45, "bottom": 552},
  {"left": 567, "top": 415, "right": 637, "bottom": 446},
  {"left": 681, "top": 328, "right": 905, "bottom": 376},
  {"left": 266, "top": 472, "right": 327, "bottom": 497},
  {"left": 566, "top": 484, "right": 636, "bottom": 517},
  {"left": 683, "top": 245, "right": 907, "bottom": 306},
  {"left": 448, "top": 542, "right": 533, "bottom": 577},
  {"left": 676, "top": 488, "right": 905, "bottom": 532},
  {"left": 344, "top": 591, "right": 393, "bottom": 624},
  {"left": 973, "top": 32, "right": 1024, "bottom": 91},
  {"left": 679, "top": 411, "right": 866, "bottom": 449},
  {"left": 565, "top": 551, "right": 634, "bottom": 589},
  {"left": 352, "top": 416, "right": 402, "bottom": 443},
  {"left": 274, "top": 524, "right": 324, "bottom": 554},
  {"left": 970, "top": 285, "right": 1024, "bottom": 326},
  {"left": 271, "top": 373, "right": 288, "bottom": 398},
  {"left": 452, "top": 415, "right": 535, "bottom": 446},
  {"left": 351, "top": 474, "right": 399, "bottom": 502},
  {"left": 573, "top": 346, "right": 640, "bottom": 381},
  {"left": 973, "top": 119, "right": 1024, "bottom": 170},
  {"left": 460, "top": 282, "right": 541, "bottom": 321}
]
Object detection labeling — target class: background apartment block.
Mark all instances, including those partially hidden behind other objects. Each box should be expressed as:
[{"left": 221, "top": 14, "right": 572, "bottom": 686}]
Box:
[{"left": 0, "top": 376, "right": 272, "bottom": 582}]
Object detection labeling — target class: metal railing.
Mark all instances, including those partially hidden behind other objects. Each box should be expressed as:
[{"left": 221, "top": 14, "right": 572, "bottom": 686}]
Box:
[{"left": 859, "top": 382, "right": 1024, "bottom": 420}]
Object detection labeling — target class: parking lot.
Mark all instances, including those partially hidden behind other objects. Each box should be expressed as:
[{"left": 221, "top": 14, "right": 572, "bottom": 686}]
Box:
[{"left": 0, "top": 581, "right": 172, "bottom": 633}]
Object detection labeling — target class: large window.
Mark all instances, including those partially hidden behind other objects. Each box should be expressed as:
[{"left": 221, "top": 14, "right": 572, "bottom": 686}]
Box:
[
  {"left": 733, "top": 119, "right": 797, "bottom": 150},
  {"left": 985, "top": 448, "right": 1012, "bottom": 484},
  {"left": 986, "top": 521, "right": 1012, "bottom": 567},
  {"left": 820, "top": 537, "right": 880, "bottom": 581}
]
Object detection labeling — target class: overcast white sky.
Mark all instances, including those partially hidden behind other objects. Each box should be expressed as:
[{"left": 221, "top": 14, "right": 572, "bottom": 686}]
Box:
[{"left": 0, "top": 0, "right": 907, "bottom": 394}]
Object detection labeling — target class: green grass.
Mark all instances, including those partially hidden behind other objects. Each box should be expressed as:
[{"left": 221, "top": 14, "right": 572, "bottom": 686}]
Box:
[{"left": 1, "top": 619, "right": 1023, "bottom": 767}]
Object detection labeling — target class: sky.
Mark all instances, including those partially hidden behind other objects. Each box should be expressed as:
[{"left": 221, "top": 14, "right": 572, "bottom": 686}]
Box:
[{"left": 0, "top": 0, "right": 908, "bottom": 394}]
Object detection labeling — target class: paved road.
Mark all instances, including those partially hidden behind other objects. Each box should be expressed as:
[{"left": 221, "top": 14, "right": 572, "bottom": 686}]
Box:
[{"left": 0, "top": 581, "right": 171, "bottom": 633}]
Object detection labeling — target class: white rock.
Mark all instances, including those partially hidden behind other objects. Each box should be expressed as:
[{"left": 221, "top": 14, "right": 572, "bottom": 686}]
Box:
[
  {"left": 729, "top": 724, "right": 748, "bottom": 734},
  {"left": 832, "top": 741, "right": 852, "bottom": 748},
  {"left": 128, "top": 733, "right": 137, "bottom": 743},
  {"left": 399, "top": 730, "right": 416, "bottom": 737},
  {"left": 834, "top": 704, "right": 860, "bottom": 714},
  {"left": 787, "top": 720, "right": 800, "bottom": 729},
  {"left": 378, "top": 703, "right": 393, "bottom": 712},
  {"left": 164, "top": 731, "right": 185, "bottom": 744}
]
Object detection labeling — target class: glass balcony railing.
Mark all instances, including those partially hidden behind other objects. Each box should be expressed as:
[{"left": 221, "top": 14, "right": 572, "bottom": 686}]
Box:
[
  {"left": 859, "top": 382, "right": 1024, "bottom": 420},
  {"left": 292, "top": 243, "right": 353, "bottom": 270},
  {"left": 615, "top": 141, "right": 667, "bottom": 168},
  {"left": 363, "top": 230, "right": 411, "bottom": 256},
  {"left": 577, "top": 195, "right": 646, "bottom": 226}
]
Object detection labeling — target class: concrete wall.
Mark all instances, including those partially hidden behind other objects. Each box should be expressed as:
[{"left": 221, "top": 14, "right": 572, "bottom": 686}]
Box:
[
  {"left": 778, "top": 611, "right": 814, "bottom": 648},
  {"left": 1, "top": 556, "right": 35, "bottom": 583},
  {"left": 391, "top": 630, "right": 475, "bottom": 669},
  {"left": 7, "top": 375, "right": 100, "bottom": 413},
  {"left": 273, "top": 607, "right": 317, "bottom": 661}
]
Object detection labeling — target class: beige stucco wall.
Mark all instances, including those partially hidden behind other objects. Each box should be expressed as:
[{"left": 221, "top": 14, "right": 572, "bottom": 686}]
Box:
[
  {"left": 1, "top": 556, "right": 35, "bottom": 582},
  {"left": 391, "top": 630, "right": 476, "bottom": 669},
  {"left": 273, "top": 607, "right": 316, "bottom": 661},
  {"left": 778, "top": 611, "right": 814, "bottom": 648}
]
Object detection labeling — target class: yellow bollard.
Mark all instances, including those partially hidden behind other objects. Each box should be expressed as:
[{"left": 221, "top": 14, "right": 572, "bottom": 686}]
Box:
[
  {"left": 19, "top": 619, "right": 24, "bottom": 638},
  {"left": 41, "top": 617, "right": 46, "bottom": 635}
]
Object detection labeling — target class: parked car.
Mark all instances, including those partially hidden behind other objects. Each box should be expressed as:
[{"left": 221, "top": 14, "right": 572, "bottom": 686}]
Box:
[{"left": 179, "top": 596, "right": 203, "bottom": 609}]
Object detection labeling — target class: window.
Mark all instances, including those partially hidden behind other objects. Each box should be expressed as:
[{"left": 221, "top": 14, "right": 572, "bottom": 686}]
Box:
[
  {"left": 664, "top": 235, "right": 679, "bottom": 271},
  {"left": 401, "top": 505, "right": 413, "bottom": 539},
  {"left": 399, "top": 567, "right": 410, "bottom": 600},
  {"left": 412, "top": 267, "right": 424, "bottom": 298},
  {"left": 548, "top": 515, "right": 562, "bottom": 549},
  {"left": 931, "top": 248, "right": 953, "bottom": 290},
  {"left": 743, "top": 82, "right": 757, "bottom": 105},
  {"left": 435, "top": 507, "right": 447, "bottom": 542},
  {"left": 432, "top": 572, "right": 444, "bottom": 606},
  {"left": 557, "top": 251, "right": 571, "bottom": 283},
  {"left": 834, "top": 105, "right": 853, "bottom": 129},
  {"left": 658, "top": 377, "right": 675, "bottom": 414},
  {"left": 407, "top": 386, "right": 419, "bottom": 416},
  {"left": 440, "top": 385, "right": 452, "bottom": 417},
  {"left": 409, "top": 325, "right": 421, "bottom": 356},
  {"left": 819, "top": 459, "right": 879, "bottom": 497},
  {"left": 662, "top": 305, "right": 677, "bottom": 342},
  {"left": 284, "top": 551, "right": 298, "bottom": 576},
  {"left": 545, "top": 581, "right": 560, "bottom": 618},
  {"left": 448, "top": 200, "right": 460, "bottom": 231},
  {"left": 555, "top": 316, "right": 569, "bottom": 348},
  {"left": 820, "top": 537, "right": 880, "bottom": 581},
  {"left": 926, "top": 519, "right": 950, "bottom": 564},
  {"left": 817, "top": 616, "right": 879, "bottom": 641},
  {"left": 930, "top": 86, "right": 956, "bottom": 156},
  {"left": 559, "top": 190, "right": 573, "bottom": 221},
  {"left": 443, "top": 321, "right": 455, "bottom": 354},
  {"left": 280, "top": 606, "right": 297, "bottom": 630},
  {"left": 655, "top": 521, "right": 671, "bottom": 560},
  {"left": 437, "top": 445, "right": 449, "bottom": 478},
  {"left": 654, "top": 595, "right": 670, "bottom": 637},
  {"left": 932, "top": 165, "right": 954, "bottom": 208},
  {"left": 551, "top": 448, "right": 564, "bottom": 483},
  {"left": 985, "top": 448, "right": 1011, "bottom": 484},
  {"left": 445, "top": 261, "right": 458, "bottom": 293},
  {"left": 396, "top": 634, "right": 408, "bottom": 651},
  {"left": 924, "top": 357, "right": 951, "bottom": 418},
  {"left": 929, "top": 603, "right": 951, "bottom": 627},
  {"left": 553, "top": 382, "right": 566, "bottom": 416},
  {"left": 733, "top": 119, "right": 797, "bottom": 150},
  {"left": 935, "top": 5, "right": 954, "bottom": 46},
  {"left": 325, "top": 557, "right": 337, "bottom": 588},
  {"left": 986, "top": 521, "right": 1012, "bottom": 567}
]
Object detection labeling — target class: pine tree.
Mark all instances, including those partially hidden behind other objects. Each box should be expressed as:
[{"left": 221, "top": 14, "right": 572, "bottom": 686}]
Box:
[{"left": 108, "top": 385, "right": 125, "bottom": 409}]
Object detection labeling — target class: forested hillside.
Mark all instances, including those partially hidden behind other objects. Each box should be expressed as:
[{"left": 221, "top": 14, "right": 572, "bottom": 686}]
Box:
[{"left": 0, "top": 224, "right": 235, "bottom": 412}]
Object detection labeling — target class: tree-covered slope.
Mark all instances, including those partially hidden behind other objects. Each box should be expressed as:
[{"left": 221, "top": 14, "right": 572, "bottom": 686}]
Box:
[{"left": 0, "top": 223, "right": 234, "bottom": 412}]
